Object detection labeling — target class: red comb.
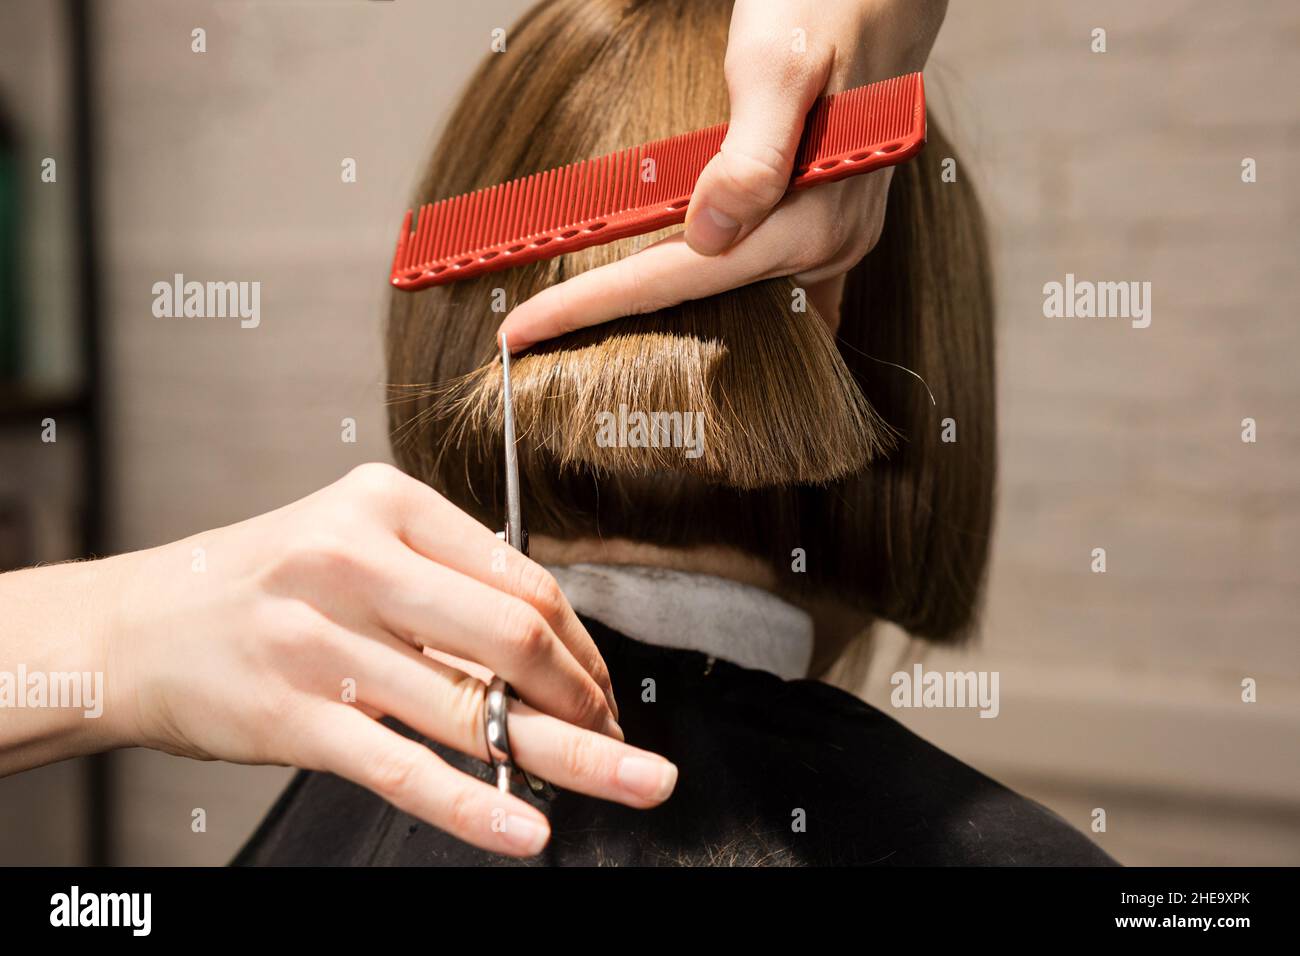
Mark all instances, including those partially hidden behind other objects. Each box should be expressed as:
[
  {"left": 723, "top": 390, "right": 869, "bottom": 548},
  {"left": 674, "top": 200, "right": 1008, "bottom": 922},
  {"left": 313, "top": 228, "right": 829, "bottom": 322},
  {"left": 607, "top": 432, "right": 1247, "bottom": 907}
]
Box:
[{"left": 390, "top": 72, "right": 925, "bottom": 291}]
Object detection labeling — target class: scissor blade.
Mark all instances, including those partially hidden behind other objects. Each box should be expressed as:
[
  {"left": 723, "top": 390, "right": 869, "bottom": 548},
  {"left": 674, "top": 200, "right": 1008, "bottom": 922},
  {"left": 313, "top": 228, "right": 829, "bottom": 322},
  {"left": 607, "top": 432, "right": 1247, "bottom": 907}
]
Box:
[
  {"left": 500, "top": 333, "right": 524, "bottom": 553},
  {"left": 496, "top": 335, "right": 555, "bottom": 801}
]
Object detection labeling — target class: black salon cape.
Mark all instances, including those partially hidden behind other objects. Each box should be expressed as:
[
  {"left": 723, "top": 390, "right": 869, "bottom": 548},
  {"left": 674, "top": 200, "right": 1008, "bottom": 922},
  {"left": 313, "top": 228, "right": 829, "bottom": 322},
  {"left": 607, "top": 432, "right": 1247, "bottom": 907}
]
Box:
[{"left": 234, "top": 617, "right": 1116, "bottom": 867}]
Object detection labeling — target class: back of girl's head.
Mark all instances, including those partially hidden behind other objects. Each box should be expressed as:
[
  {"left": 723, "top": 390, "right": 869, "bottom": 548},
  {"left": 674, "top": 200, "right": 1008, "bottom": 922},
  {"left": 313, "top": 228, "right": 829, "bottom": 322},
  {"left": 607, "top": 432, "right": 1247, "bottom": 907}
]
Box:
[{"left": 388, "top": 0, "right": 996, "bottom": 643}]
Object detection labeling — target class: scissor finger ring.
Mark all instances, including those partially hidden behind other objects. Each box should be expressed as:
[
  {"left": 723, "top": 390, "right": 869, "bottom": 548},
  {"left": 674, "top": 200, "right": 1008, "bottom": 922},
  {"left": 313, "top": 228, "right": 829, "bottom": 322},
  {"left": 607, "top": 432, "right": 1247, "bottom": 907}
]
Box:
[{"left": 483, "top": 676, "right": 515, "bottom": 793}]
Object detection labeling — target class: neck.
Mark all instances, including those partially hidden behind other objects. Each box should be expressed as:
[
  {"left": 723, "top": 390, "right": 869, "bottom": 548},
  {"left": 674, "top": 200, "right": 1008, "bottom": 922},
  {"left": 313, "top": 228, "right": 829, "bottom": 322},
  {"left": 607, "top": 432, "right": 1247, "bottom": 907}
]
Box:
[
  {"left": 532, "top": 535, "right": 777, "bottom": 591},
  {"left": 531, "top": 535, "right": 867, "bottom": 676}
]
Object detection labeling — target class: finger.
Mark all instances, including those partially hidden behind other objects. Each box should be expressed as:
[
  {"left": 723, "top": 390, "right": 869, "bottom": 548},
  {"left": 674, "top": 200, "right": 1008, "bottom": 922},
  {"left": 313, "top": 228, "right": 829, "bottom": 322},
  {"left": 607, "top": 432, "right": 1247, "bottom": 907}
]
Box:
[
  {"left": 368, "top": 544, "right": 622, "bottom": 740},
  {"left": 684, "top": 4, "right": 831, "bottom": 255},
  {"left": 508, "top": 700, "right": 677, "bottom": 809},
  {"left": 345, "top": 637, "right": 676, "bottom": 809},
  {"left": 306, "top": 704, "right": 552, "bottom": 857},
  {"left": 498, "top": 231, "right": 771, "bottom": 350},
  {"left": 355, "top": 465, "right": 619, "bottom": 719}
]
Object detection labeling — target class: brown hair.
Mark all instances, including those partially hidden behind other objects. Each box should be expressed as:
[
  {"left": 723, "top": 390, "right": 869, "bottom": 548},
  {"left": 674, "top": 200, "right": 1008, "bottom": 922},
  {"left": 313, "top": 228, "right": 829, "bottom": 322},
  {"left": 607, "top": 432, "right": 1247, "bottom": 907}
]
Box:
[{"left": 387, "top": 0, "right": 996, "bottom": 644}]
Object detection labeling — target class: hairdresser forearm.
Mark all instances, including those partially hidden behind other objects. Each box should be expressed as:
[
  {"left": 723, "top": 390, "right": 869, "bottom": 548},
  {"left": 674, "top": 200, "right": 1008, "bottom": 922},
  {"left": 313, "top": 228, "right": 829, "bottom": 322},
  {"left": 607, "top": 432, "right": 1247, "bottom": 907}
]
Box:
[{"left": 0, "top": 556, "right": 135, "bottom": 775}]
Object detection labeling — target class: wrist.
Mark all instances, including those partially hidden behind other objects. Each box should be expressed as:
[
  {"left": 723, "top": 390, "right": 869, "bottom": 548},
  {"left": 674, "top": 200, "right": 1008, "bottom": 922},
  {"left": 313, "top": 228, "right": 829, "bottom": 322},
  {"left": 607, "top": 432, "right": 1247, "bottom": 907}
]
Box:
[
  {"left": 857, "top": 0, "right": 947, "bottom": 77},
  {"left": 0, "top": 555, "right": 136, "bottom": 773},
  {"left": 92, "top": 547, "right": 157, "bottom": 753}
]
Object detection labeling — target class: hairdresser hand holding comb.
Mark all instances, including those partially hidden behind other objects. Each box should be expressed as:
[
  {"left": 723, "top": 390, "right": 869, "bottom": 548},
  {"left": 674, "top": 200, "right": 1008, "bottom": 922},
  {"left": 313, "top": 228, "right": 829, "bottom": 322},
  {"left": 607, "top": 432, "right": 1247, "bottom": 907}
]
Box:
[
  {"left": 0, "top": 463, "right": 677, "bottom": 857},
  {"left": 498, "top": 0, "right": 948, "bottom": 350}
]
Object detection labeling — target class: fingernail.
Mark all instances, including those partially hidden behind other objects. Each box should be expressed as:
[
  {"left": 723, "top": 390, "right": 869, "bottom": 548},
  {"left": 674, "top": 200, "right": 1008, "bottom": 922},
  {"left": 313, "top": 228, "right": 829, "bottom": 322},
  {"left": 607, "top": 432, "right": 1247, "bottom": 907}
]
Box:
[
  {"left": 691, "top": 206, "right": 741, "bottom": 254},
  {"left": 501, "top": 813, "right": 549, "bottom": 855},
  {"left": 604, "top": 713, "right": 625, "bottom": 742},
  {"left": 616, "top": 756, "right": 677, "bottom": 803},
  {"left": 497, "top": 319, "right": 525, "bottom": 347}
]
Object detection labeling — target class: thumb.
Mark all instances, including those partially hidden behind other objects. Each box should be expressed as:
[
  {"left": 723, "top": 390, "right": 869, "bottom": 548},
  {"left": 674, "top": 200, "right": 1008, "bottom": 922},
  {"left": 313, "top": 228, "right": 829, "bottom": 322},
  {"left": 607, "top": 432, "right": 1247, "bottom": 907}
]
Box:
[{"left": 685, "top": 46, "right": 828, "bottom": 256}]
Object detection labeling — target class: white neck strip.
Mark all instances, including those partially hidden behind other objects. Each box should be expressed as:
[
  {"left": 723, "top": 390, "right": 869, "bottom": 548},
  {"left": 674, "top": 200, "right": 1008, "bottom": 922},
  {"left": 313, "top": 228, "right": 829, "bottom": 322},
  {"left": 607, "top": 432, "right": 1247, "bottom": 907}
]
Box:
[{"left": 547, "top": 563, "right": 814, "bottom": 681}]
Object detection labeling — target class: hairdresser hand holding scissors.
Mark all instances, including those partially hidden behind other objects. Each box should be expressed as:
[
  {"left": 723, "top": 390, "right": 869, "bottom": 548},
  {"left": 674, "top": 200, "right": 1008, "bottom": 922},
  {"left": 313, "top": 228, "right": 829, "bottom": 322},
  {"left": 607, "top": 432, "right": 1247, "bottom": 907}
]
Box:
[
  {"left": 498, "top": 0, "right": 947, "bottom": 349},
  {"left": 0, "top": 463, "right": 677, "bottom": 857}
]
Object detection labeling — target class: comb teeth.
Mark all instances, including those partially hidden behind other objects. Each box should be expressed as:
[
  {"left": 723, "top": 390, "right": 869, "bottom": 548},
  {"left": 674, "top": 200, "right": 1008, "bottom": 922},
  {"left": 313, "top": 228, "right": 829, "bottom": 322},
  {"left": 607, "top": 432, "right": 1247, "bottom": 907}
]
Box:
[{"left": 391, "top": 71, "right": 924, "bottom": 291}]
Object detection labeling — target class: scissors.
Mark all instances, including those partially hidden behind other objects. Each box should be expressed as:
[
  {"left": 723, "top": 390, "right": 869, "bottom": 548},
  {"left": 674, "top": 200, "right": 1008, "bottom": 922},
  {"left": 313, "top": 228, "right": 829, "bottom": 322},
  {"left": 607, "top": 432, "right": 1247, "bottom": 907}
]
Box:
[{"left": 483, "top": 333, "right": 556, "bottom": 801}]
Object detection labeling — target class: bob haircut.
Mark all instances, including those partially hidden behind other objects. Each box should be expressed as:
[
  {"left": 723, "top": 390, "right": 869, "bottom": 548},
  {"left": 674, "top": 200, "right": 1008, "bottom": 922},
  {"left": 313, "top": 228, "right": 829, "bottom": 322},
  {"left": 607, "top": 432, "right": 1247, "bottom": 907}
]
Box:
[{"left": 388, "top": 0, "right": 996, "bottom": 645}]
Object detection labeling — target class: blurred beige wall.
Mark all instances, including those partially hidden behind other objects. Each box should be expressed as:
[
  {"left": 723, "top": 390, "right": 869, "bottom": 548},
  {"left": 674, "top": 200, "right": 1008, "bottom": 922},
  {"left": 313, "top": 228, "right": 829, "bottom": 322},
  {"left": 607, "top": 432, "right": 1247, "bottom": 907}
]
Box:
[{"left": 2, "top": 0, "right": 1296, "bottom": 865}]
